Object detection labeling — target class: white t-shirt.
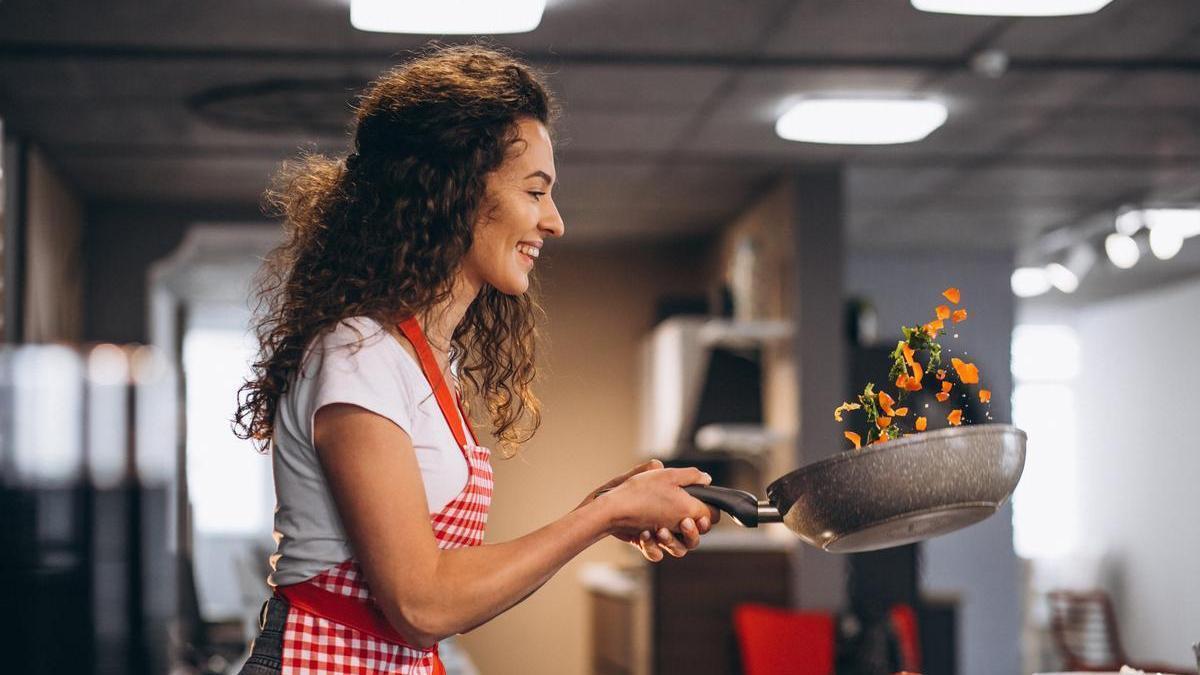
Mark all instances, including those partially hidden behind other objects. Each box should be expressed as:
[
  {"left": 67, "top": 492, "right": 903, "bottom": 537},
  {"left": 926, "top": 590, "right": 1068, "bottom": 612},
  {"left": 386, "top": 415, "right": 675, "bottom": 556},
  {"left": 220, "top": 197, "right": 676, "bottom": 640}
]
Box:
[{"left": 268, "top": 316, "right": 472, "bottom": 587}]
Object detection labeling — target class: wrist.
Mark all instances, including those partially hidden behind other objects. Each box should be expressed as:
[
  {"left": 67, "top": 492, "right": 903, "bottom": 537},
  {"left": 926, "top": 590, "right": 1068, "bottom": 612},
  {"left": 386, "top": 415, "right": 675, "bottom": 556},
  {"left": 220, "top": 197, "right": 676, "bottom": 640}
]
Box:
[{"left": 588, "top": 490, "right": 626, "bottom": 536}]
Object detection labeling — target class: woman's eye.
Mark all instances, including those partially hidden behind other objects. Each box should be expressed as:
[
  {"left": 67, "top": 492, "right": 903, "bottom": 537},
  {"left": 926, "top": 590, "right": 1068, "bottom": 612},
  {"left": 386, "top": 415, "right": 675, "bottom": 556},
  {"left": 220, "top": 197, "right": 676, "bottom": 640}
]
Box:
[{"left": 528, "top": 191, "right": 546, "bottom": 201}]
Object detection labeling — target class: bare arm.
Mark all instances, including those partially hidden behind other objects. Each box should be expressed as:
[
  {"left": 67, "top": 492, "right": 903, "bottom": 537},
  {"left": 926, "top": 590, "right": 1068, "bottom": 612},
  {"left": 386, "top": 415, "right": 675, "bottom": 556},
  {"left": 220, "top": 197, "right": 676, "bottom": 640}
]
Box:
[{"left": 313, "top": 403, "right": 711, "bottom": 648}]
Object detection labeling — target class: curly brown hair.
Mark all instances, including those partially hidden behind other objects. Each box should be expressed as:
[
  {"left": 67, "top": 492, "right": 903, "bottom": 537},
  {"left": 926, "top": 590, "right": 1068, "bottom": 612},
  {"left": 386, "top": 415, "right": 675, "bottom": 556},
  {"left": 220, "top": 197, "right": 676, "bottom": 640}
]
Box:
[{"left": 233, "top": 44, "right": 557, "bottom": 456}]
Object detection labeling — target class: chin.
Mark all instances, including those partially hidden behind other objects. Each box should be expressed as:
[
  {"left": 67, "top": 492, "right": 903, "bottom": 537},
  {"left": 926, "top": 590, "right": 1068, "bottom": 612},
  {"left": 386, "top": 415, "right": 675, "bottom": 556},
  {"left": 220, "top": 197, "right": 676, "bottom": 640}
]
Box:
[{"left": 491, "top": 274, "right": 530, "bottom": 296}]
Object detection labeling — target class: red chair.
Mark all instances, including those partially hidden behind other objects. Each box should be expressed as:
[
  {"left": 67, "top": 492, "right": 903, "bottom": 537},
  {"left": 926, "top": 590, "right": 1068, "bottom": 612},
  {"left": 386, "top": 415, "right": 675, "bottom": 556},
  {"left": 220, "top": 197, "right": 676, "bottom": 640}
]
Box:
[
  {"left": 889, "top": 604, "right": 922, "bottom": 673},
  {"left": 733, "top": 603, "right": 835, "bottom": 675}
]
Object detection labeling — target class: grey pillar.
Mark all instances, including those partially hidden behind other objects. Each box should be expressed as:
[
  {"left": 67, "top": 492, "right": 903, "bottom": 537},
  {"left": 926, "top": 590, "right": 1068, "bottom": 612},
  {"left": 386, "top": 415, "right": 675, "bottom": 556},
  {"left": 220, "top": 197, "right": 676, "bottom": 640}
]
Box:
[{"left": 790, "top": 166, "right": 847, "bottom": 611}]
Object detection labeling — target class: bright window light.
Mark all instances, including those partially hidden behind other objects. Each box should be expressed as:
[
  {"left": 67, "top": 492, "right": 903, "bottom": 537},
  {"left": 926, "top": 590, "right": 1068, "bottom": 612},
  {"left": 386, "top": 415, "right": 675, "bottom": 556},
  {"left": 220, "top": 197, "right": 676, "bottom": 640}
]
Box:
[
  {"left": 1011, "top": 266, "right": 1051, "bottom": 298},
  {"left": 184, "top": 328, "right": 270, "bottom": 536},
  {"left": 775, "top": 98, "right": 948, "bottom": 145},
  {"left": 1011, "top": 324, "right": 1081, "bottom": 559},
  {"left": 1104, "top": 233, "right": 1140, "bottom": 269},
  {"left": 351, "top": 0, "right": 546, "bottom": 34},
  {"left": 912, "top": 0, "right": 1114, "bottom": 16}
]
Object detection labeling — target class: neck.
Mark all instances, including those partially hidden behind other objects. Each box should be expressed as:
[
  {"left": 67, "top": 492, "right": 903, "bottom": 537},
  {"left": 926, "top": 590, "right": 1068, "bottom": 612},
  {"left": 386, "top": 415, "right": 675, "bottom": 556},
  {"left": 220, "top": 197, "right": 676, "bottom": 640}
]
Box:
[{"left": 419, "top": 271, "right": 481, "bottom": 359}]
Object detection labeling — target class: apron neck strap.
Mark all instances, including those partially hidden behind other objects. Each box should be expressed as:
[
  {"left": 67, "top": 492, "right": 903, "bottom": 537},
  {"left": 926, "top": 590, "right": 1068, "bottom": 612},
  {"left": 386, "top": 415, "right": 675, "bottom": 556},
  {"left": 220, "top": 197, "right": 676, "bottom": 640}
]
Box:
[{"left": 396, "top": 316, "right": 473, "bottom": 450}]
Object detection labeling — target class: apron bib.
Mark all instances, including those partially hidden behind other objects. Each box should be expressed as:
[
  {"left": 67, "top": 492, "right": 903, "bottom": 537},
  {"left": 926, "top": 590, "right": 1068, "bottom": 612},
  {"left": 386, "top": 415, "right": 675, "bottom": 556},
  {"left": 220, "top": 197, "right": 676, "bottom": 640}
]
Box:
[{"left": 275, "top": 317, "right": 493, "bottom": 675}]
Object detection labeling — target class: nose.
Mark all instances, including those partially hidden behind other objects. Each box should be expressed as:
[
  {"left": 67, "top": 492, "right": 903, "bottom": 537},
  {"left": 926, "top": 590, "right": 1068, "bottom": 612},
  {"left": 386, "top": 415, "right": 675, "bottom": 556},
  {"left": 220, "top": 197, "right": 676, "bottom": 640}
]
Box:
[{"left": 539, "top": 196, "right": 565, "bottom": 238}]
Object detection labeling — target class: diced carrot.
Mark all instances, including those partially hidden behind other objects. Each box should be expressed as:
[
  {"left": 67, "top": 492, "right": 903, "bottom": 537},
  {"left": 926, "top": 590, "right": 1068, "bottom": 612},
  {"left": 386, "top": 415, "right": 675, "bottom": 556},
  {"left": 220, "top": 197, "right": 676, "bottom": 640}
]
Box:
[
  {"left": 845, "top": 431, "right": 862, "bottom": 449},
  {"left": 951, "top": 357, "right": 980, "bottom": 384},
  {"left": 942, "top": 380, "right": 953, "bottom": 394},
  {"left": 936, "top": 369, "right": 946, "bottom": 380},
  {"left": 876, "top": 416, "right": 893, "bottom": 429},
  {"left": 936, "top": 392, "right": 950, "bottom": 402},
  {"left": 878, "top": 391, "right": 896, "bottom": 416},
  {"left": 902, "top": 343, "right": 916, "bottom": 366},
  {"left": 872, "top": 435, "right": 889, "bottom": 445},
  {"left": 947, "top": 409, "right": 963, "bottom": 426},
  {"left": 833, "top": 401, "right": 861, "bottom": 422},
  {"left": 911, "top": 361, "right": 924, "bottom": 382},
  {"left": 979, "top": 389, "right": 991, "bottom": 403},
  {"left": 915, "top": 416, "right": 927, "bottom": 431},
  {"left": 952, "top": 309, "right": 968, "bottom": 324},
  {"left": 893, "top": 407, "right": 909, "bottom": 417},
  {"left": 943, "top": 287, "right": 960, "bottom": 304},
  {"left": 936, "top": 305, "right": 951, "bottom": 320}
]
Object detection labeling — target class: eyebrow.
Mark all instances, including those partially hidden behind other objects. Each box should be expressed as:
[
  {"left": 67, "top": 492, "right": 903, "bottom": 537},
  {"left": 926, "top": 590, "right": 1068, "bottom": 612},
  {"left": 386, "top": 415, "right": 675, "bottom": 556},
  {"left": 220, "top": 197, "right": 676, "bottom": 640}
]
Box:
[{"left": 524, "top": 170, "right": 555, "bottom": 187}]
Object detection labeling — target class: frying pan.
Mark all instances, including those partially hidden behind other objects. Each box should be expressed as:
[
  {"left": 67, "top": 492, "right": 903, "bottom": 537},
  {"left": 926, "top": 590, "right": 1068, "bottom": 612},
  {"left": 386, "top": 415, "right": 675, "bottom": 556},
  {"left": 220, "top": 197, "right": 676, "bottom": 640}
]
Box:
[{"left": 684, "top": 423, "right": 1025, "bottom": 553}]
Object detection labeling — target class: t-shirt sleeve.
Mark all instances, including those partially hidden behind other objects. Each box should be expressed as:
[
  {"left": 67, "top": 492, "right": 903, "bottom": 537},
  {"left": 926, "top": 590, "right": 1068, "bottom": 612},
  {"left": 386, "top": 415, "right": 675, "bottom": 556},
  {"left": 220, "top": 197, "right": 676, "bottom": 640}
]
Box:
[{"left": 297, "top": 318, "right": 416, "bottom": 446}]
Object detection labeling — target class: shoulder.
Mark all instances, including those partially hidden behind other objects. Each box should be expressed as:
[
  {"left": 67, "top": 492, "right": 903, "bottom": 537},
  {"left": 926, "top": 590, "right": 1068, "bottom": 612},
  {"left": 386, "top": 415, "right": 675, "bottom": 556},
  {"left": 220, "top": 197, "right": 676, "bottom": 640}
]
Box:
[
  {"left": 299, "top": 316, "right": 413, "bottom": 380},
  {"left": 320, "top": 316, "right": 391, "bottom": 351}
]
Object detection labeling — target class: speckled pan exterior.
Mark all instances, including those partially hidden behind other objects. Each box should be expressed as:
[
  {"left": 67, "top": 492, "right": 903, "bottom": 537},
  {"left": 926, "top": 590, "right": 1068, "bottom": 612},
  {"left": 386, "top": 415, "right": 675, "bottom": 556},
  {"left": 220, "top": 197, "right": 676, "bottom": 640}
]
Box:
[{"left": 766, "top": 423, "right": 1026, "bottom": 553}]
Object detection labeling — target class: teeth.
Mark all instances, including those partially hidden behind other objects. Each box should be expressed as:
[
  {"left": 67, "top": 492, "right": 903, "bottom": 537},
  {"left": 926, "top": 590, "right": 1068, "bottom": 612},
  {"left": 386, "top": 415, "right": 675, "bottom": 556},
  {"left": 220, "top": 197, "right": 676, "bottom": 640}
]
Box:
[{"left": 517, "top": 244, "right": 540, "bottom": 258}]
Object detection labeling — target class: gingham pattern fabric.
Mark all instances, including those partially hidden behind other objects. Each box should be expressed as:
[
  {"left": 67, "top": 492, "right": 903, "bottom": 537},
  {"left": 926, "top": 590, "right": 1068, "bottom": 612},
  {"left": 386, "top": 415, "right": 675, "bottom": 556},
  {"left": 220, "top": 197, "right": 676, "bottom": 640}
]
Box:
[
  {"left": 278, "top": 317, "right": 493, "bottom": 674},
  {"left": 280, "top": 438, "right": 492, "bottom": 675}
]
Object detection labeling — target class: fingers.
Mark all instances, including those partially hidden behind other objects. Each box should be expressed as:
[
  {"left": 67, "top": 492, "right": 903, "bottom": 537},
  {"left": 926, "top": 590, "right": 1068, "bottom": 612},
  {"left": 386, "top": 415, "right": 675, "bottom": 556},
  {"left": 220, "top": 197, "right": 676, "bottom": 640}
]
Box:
[
  {"left": 601, "top": 459, "right": 665, "bottom": 493},
  {"left": 678, "top": 518, "right": 702, "bottom": 550},
  {"left": 637, "top": 530, "right": 664, "bottom": 562},
  {"left": 664, "top": 467, "right": 712, "bottom": 487},
  {"left": 655, "top": 527, "right": 689, "bottom": 558}
]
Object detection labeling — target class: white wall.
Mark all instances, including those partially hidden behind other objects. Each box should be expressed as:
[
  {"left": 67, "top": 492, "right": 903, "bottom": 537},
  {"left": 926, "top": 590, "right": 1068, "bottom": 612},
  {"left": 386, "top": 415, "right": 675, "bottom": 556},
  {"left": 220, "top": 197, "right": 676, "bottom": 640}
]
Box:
[
  {"left": 1073, "top": 278, "right": 1200, "bottom": 666},
  {"left": 845, "top": 249, "right": 1020, "bottom": 675}
]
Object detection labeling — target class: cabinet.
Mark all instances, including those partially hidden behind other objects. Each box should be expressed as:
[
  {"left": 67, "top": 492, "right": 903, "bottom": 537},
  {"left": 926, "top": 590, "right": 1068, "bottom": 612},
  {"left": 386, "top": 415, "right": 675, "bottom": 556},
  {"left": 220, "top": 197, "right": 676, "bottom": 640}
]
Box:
[{"left": 586, "top": 537, "right": 794, "bottom": 675}]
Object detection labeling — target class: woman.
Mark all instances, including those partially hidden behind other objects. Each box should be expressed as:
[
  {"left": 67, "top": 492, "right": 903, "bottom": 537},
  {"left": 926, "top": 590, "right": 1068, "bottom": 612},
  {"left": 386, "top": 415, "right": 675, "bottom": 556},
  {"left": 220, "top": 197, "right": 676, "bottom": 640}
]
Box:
[{"left": 233, "top": 45, "right": 717, "bottom": 675}]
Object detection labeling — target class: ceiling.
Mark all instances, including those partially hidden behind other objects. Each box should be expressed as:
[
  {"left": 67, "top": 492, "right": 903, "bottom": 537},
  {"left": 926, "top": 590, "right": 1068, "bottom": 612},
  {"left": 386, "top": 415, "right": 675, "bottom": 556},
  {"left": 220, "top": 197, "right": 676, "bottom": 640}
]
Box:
[{"left": 2, "top": 0, "right": 1200, "bottom": 259}]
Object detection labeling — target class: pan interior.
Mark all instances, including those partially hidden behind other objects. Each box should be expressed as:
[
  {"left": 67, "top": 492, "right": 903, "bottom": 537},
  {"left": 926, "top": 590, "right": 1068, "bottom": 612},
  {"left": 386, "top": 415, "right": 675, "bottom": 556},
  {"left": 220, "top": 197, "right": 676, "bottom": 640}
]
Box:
[{"left": 815, "top": 504, "right": 996, "bottom": 553}]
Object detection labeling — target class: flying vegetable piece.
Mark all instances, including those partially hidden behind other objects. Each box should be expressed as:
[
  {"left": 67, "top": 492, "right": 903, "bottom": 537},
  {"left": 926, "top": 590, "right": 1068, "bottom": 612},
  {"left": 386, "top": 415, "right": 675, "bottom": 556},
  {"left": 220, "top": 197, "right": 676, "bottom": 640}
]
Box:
[
  {"left": 950, "top": 357, "right": 980, "bottom": 384},
  {"left": 872, "top": 435, "right": 889, "bottom": 445},
  {"left": 877, "top": 391, "right": 896, "bottom": 417},
  {"left": 915, "top": 416, "right": 927, "bottom": 431},
  {"left": 876, "top": 416, "right": 893, "bottom": 429},
  {"left": 893, "top": 407, "right": 909, "bottom": 417},
  {"left": 923, "top": 319, "right": 944, "bottom": 338},
  {"left": 943, "top": 287, "right": 961, "bottom": 304},
  {"left": 947, "top": 409, "right": 963, "bottom": 426},
  {"left": 845, "top": 431, "right": 862, "bottom": 450},
  {"left": 936, "top": 391, "right": 950, "bottom": 402},
  {"left": 896, "top": 374, "right": 922, "bottom": 392},
  {"left": 834, "top": 401, "right": 862, "bottom": 422},
  {"left": 952, "top": 309, "right": 968, "bottom": 324},
  {"left": 935, "top": 369, "right": 946, "bottom": 380},
  {"left": 941, "top": 380, "right": 953, "bottom": 394},
  {"left": 936, "top": 305, "right": 951, "bottom": 320},
  {"left": 979, "top": 389, "right": 991, "bottom": 403}
]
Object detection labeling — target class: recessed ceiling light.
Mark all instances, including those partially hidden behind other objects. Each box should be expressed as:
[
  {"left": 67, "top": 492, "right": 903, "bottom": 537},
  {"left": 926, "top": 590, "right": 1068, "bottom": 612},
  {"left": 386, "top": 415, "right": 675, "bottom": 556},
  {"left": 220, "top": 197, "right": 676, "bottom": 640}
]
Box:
[
  {"left": 1104, "top": 233, "right": 1140, "bottom": 269},
  {"left": 1044, "top": 263, "right": 1079, "bottom": 294},
  {"left": 350, "top": 0, "right": 546, "bottom": 34},
  {"left": 775, "top": 98, "right": 948, "bottom": 145},
  {"left": 911, "top": 0, "right": 1114, "bottom": 17}
]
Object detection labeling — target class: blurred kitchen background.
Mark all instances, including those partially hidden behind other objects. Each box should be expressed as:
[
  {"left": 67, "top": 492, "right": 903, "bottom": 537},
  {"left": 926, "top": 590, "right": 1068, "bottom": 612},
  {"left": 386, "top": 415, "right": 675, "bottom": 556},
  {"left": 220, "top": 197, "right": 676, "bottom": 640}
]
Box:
[{"left": 2, "top": 1, "right": 1199, "bottom": 674}]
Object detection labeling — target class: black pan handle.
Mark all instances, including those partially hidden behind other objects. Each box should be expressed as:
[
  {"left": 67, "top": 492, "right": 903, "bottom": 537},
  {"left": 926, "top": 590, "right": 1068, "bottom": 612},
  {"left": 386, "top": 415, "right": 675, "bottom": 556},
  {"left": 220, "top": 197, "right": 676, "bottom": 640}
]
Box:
[{"left": 684, "top": 485, "right": 764, "bottom": 527}]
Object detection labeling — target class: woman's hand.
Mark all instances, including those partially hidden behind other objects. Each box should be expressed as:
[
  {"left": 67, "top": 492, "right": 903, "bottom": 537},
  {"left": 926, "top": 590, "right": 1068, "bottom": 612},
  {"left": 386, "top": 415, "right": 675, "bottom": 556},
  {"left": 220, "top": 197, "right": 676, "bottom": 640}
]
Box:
[{"left": 586, "top": 460, "right": 720, "bottom": 562}]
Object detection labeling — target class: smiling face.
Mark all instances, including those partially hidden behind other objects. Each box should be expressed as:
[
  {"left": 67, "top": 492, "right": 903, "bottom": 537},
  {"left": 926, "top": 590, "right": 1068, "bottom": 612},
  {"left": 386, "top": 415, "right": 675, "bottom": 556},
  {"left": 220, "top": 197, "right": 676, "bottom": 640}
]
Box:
[{"left": 461, "top": 117, "right": 565, "bottom": 296}]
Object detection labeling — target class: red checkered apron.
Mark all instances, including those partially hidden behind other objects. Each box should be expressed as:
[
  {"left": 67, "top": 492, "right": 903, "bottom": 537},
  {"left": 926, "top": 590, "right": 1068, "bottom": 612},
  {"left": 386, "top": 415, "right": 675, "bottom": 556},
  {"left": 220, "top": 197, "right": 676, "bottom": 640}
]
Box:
[{"left": 275, "top": 316, "right": 493, "bottom": 675}]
